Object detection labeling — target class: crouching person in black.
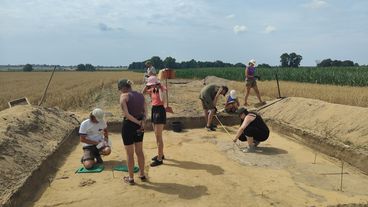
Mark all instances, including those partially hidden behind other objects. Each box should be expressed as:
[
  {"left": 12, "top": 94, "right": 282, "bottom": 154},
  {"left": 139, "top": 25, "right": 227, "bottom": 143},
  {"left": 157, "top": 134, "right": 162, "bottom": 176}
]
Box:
[
  {"left": 79, "top": 108, "right": 111, "bottom": 169},
  {"left": 233, "top": 107, "right": 269, "bottom": 152}
]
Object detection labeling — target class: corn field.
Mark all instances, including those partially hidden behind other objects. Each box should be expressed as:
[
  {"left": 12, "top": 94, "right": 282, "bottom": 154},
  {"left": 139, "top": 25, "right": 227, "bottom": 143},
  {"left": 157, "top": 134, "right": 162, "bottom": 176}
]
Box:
[{"left": 175, "top": 67, "right": 368, "bottom": 87}]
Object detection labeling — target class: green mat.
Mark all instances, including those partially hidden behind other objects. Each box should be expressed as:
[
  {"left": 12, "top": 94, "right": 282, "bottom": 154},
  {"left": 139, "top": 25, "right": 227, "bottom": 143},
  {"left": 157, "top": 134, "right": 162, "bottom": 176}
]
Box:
[
  {"left": 113, "top": 165, "right": 139, "bottom": 173},
  {"left": 76, "top": 165, "right": 104, "bottom": 173}
]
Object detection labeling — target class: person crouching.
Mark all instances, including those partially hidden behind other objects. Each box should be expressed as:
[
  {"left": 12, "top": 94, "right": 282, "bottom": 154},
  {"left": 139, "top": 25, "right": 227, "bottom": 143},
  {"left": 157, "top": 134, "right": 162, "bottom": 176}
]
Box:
[
  {"left": 79, "top": 108, "right": 111, "bottom": 169},
  {"left": 233, "top": 107, "right": 269, "bottom": 152}
]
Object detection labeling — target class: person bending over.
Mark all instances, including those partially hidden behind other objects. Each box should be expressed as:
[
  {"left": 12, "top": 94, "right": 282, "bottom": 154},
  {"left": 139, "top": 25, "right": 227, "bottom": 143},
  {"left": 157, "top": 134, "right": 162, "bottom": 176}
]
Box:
[{"left": 233, "top": 107, "right": 269, "bottom": 152}]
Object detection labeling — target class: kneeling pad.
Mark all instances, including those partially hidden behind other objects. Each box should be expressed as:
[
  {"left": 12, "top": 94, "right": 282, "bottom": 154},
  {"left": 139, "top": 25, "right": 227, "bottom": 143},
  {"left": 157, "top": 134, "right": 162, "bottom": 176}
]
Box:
[
  {"left": 76, "top": 165, "right": 104, "bottom": 173},
  {"left": 113, "top": 165, "right": 139, "bottom": 173}
]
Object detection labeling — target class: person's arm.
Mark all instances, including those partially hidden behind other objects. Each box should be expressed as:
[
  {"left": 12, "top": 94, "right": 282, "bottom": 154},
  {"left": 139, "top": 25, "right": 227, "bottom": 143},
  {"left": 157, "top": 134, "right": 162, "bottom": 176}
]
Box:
[
  {"left": 120, "top": 94, "right": 141, "bottom": 125},
  {"left": 233, "top": 114, "right": 256, "bottom": 142},
  {"left": 80, "top": 134, "right": 100, "bottom": 145},
  {"left": 140, "top": 100, "right": 148, "bottom": 130},
  {"left": 245, "top": 66, "right": 249, "bottom": 79},
  {"left": 142, "top": 86, "right": 148, "bottom": 94},
  {"left": 212, "top": 87, "right": 223, "bottom": 108}
]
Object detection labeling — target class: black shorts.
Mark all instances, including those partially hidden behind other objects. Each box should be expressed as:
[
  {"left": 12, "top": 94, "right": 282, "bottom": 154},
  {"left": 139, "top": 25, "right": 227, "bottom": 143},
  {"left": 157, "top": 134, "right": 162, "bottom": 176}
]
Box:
[
  {"left": 240, "top": 126, "right": 269, "bottom": 142},
  {"left": 121, "top": 119, "right": 144, "bottom": 145},
  {"left": 151, "top": 105, "right": 166, "bottom": 124},
  {"left": 82, "top": 145, "right": 100, "bottom": 162}
]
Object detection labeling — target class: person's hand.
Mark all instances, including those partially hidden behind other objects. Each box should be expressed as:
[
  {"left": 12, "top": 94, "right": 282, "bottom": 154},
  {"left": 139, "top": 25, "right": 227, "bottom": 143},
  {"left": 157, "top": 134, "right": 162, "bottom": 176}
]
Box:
[
  {"left": 140, "top": 120, "right": 145, "bottom": 131},
  {"left": 233, "top": 138, "right": 238, "bottom": 143}
]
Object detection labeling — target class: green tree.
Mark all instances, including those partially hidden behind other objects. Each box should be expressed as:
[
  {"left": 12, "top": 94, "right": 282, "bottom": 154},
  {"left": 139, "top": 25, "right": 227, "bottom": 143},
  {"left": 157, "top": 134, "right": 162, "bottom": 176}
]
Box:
[
  {"left": 289, "top": 52, "right": 303, "bottom": 67},
  {"left": 76, "top": 64, "right": 86, "bottom": 71},
  {"left": 85, "top": 64, "right": 96, "bottom": 71},
  {"left": 23, "top": 64, "right": 33, "bottom": 71},
  {"left": 149, "top": 56, "right": 164, "bottom": 69},
  {"left": 163, "top": 56, "right": 177, "bottom": 68},
  {"left": 280, "top": 53, "right": 289, "bottom": 67}
]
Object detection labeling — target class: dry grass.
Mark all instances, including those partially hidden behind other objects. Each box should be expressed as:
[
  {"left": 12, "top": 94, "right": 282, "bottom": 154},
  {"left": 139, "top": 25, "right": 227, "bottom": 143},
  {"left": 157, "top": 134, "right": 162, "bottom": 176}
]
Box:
[
  {"left": 1, "top": 72, "right": 367, "bottom": 112},
  {"left": 228, "top": 80, "right": 368, "bottom": 107},
  {"left": 0, "top": 71, "right": 143, "bottom": 111}
]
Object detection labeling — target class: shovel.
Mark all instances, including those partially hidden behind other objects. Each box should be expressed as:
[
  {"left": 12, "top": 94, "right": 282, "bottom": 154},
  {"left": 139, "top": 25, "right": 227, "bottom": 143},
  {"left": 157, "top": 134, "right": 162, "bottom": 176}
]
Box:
[{"left": 165, "top": 76, "right": 174, "bottom": 113}]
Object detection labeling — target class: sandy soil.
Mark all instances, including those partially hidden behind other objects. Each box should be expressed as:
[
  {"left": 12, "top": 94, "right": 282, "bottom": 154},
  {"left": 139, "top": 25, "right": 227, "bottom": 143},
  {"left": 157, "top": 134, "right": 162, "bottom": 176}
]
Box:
[
  {"left": 2, "top": 77, "right": 368, "bottom": 207},
  {"left": 0, "top": 105, "right": 79, "bottom": 205},
  {"left": 31, "top": 128, "right": 368, "bottom": 207}
]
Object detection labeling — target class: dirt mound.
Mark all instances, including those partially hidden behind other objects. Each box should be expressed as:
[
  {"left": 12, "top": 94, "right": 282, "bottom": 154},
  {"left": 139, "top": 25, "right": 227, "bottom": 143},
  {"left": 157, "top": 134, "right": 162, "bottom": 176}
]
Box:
[
  {"left": 260, "top": 97, "right": 368, "bottom": 173},
  {"left": 0, "top": 105, "right": 79, "bottom": 206}
]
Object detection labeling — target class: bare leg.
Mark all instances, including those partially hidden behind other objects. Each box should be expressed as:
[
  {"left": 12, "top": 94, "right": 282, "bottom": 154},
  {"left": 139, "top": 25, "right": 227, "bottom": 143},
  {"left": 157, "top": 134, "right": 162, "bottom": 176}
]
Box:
[
  {"left": 247, "top": 136, "right": 254, "bottom": 147},
  {"left": 134, "top": 142, "right": 145, "bottom": 177},
  {"left": 207, "top": 109, "right": 215, "bottom": 127},
  {"left": 83, "top": 160, "right": 95, "bottom": 169},
  {"left": 153, "top": 124, "right": 165, "bottom": 160},
  {"left": 253, "top": 85, "right": 263, "bottom": 103},
  {"left": 203, "top": 109, "right": 209, "bottom": 126},
  {"left": 244, "top": 87, "right": 251, "bottom": 105},
  {"left": 124, "top": 144, "right": 135, "bottom": 179}
]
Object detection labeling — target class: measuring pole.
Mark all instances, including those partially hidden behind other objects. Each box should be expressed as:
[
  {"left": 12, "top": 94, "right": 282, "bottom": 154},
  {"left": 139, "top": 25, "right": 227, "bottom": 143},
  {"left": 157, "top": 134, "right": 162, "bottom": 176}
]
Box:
[
  {"left": 275, "top": 72, "right": 281, "bottom": 98},
  {"left": 39, "top": 66, "right": 57, "bottom": 106}
]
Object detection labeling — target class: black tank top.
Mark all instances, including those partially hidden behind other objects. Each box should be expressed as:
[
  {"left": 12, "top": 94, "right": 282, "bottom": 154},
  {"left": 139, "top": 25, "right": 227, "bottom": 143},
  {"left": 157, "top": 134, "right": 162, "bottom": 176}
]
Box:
[{"left": 241, "top": 112, "right": 269, "bottom": 132}]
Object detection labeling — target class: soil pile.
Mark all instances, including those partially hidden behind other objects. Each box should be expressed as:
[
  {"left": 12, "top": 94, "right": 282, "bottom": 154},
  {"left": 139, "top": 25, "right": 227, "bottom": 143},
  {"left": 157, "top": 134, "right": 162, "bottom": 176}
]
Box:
[
  {"left": 0, "top": 105, "right": 79, "bottom": 205},
  {"left": 260, "top": 97, "right": 368, "bottom": 173}
]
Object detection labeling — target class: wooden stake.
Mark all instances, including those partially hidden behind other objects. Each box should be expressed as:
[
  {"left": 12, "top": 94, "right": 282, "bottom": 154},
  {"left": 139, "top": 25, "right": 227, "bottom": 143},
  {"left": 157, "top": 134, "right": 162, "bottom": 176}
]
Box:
[{"left": 340, "top": 161, "right": 344, "bottom": 191}]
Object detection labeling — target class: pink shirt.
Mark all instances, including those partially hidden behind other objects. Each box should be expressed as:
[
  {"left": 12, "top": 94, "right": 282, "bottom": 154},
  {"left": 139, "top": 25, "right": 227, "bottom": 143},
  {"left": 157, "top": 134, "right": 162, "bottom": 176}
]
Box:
[{"left": 147, "top": 85, "right": 166, "bottom": 106}]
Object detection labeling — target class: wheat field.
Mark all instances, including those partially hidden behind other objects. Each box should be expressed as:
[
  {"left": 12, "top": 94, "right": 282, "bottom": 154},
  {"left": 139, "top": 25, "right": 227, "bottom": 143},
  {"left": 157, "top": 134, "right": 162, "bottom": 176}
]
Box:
[
  {"left": 1, "top": 71, "right": 367, "bottom": 112},
  {"left": 0, "top": 71, "right": 143, "bottom": 111}
]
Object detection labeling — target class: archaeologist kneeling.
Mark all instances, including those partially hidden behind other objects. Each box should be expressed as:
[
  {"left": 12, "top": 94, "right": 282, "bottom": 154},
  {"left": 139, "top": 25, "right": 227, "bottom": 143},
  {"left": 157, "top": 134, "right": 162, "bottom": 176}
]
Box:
[
  {"left": 233, "top": 107, "right": 269, "bottom": 152},
  {"left": 79, "top": 108, "right": 111, "bottom": 169}
]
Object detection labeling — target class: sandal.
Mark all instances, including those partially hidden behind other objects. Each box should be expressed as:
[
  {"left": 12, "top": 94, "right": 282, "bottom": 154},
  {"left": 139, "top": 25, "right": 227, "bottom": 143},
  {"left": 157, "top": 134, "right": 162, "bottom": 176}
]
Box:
[
  {"left": 123, "top": 176, "right": 135, "bottom": 185},
  {"left": 151, "top": 155, "right": 165, "bottom": 161},
  {"left": 139, "top": 175, "right": 147, "bottom": 182}
]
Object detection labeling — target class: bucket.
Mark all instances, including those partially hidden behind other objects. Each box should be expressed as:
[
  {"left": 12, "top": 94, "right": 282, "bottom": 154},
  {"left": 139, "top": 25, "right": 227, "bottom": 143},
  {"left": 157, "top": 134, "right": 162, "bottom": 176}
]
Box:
[{"left": 171, "top": 121, "right": 182, "bottom": 132}]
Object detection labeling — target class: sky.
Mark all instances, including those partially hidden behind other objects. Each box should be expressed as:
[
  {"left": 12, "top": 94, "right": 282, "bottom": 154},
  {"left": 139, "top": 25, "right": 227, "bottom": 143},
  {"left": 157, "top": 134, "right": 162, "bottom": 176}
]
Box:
[{"left": 0, "top": 0, "right": 367, "bottom": 66}]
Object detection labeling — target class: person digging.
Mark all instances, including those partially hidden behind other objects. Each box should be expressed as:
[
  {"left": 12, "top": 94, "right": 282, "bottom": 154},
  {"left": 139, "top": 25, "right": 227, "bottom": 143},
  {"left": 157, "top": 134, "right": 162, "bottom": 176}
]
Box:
[
  {"left": 79, "top": 108, "right": 111, "bottom": 169},
  {"left": 199, "top": 84, "right": 229, "bottom": 131},
  {"left": 233, "top": 107, "right": 270, "bottom": 152}
]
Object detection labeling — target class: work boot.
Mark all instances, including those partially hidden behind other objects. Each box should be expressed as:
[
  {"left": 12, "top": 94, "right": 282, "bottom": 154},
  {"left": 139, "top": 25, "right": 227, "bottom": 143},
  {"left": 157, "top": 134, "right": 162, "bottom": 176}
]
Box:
[{"left": 206, "top": 126, "right": 216, "bottom": 131}]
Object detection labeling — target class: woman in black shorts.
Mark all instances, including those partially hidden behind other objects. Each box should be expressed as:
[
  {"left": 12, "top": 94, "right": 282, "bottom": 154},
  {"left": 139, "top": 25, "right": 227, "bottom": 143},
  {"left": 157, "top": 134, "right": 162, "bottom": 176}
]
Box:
[
  {"left": 233, "top": 107, "right": 270, "bottom": 152},
  {"left": 119, "top": 79, "right": 147, "bottom": 185},
  {"left": 142, "top": 76, "right": 167, "bottom": 167}
]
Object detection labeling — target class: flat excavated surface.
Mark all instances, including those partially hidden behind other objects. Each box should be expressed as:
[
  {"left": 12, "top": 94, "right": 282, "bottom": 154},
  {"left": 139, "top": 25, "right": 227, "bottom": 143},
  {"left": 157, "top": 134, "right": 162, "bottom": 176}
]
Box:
[{"left": 31, "top": 127, "right": 368, "bottom": 207}]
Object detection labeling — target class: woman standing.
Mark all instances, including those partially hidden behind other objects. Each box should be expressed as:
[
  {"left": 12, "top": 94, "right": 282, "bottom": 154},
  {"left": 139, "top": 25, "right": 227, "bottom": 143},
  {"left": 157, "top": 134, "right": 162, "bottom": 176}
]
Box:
[
  {"left": 244, "top": 59, "right": 265, "bottom": 106},
  {"left": 119, "top": 79, "right": 147, "bottom": 185},
  {"left": 142, "top": 76, "right": 167, "bottom": 167}
]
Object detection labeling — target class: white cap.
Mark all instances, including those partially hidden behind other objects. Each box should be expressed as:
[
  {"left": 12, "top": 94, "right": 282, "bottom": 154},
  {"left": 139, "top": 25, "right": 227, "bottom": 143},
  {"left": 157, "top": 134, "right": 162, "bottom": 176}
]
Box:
[
  {"left": 92, "top": 108, "right": 104, "bottom": 122},
  {"left": 249, "top": 59, "right": 256, "bottom": 66},
  {"left": 230, "top": 90, "right": 237, "bottom": 99}
]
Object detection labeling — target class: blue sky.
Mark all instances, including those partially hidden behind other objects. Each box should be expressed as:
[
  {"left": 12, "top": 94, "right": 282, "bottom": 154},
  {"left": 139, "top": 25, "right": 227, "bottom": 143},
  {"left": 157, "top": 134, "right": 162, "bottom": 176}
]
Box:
[{"left": 0, "top": 0, "right": 367, "bottom": 66}]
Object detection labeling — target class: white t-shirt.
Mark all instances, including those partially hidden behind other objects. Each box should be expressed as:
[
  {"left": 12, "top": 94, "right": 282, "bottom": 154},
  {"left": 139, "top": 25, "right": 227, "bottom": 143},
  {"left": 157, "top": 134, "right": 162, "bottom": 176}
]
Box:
[{"left": 79, "top": 119, "right": 107, "bottom": 147}]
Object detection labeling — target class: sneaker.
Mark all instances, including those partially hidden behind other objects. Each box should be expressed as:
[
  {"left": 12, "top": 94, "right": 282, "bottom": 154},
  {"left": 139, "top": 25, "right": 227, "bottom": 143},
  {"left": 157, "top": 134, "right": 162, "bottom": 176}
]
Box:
[
  {"left": 151, "top": 155, "right": 165, "bottom": 161},
  {"left": 96, "top": 156, "right": 103, "bottom": 164},
  {"left": 254, "top": 141, "right": 260, "bottom": 147},
  {"left": 205, "top": 126, "right": 216, "bottom": 131},
  {"left": 210, "top": 124, "right": 217, "bottom": 128},
  {"left": 150, "top": 159, "right": 163, "bottom": 167},
  {"left": 242, "top": 145, "right": 256, "bottom": 153},
  {"left": 123, "top": 176, "right": 135, "bottom": 185}
]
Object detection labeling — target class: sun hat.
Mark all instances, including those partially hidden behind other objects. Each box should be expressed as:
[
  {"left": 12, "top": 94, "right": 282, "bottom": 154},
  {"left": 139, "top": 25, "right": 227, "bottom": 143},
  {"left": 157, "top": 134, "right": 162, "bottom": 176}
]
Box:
[
  {"left": 248, "top": 59, "right": 256, "bottom": 66},
  {"left": 92, "top": 108, "right": 105, "bottom": 122},
  {"left": 146, "top": 76, "right": 160, "bottom": 86},
  {"left": 230, "top": 90, "right": 237, "bottom": 99},
  {"left": 118, "top": 79, "right": 133, "bottom": 90}
]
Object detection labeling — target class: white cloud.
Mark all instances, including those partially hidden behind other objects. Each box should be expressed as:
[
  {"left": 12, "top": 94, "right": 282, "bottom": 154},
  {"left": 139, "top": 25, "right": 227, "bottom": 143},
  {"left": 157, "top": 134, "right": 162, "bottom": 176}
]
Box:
[
  {"left": 226, "top": 14, "right": 235, "bottom": 19},
  {"left": 264, "top": 25, "right": 276, "bottom": 34},
  {"left": 304, "top": 0, "right": 328, "bottom": 9},
  {"left": 233, "top": 25, "right": 247, "bottom": 34}
]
